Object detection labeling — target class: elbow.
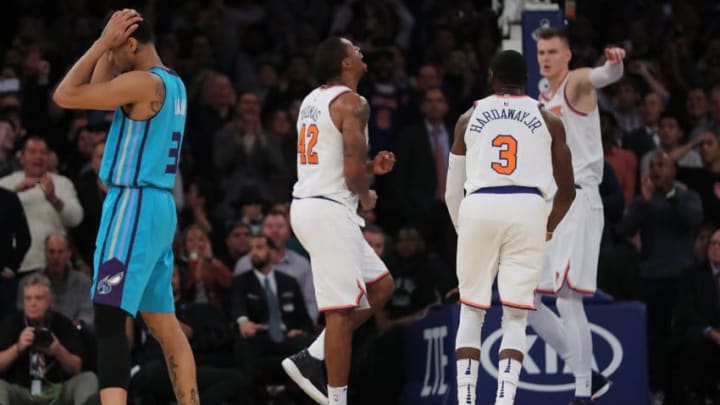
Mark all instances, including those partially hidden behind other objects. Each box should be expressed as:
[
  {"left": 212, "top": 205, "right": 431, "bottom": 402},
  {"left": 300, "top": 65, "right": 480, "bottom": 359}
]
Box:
[
  {"left": 52, "top": 88, "right": 70, "bottom": 108},
  {"left": 558, "top": 187, "right": 576, "bottom": 204}
]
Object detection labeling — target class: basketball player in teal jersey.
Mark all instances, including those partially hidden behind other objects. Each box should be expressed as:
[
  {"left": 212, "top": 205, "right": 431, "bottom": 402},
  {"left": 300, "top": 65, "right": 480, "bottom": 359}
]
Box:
[{"left": 53, "top": 9, "right": 198, "bottom": 405}]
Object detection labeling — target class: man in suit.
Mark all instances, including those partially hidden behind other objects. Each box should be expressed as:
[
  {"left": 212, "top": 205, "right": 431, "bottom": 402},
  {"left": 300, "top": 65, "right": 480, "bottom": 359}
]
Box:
[
  {"left": 673, "top": 227, "right": 720, "bottom": 402},
  {"left": 231, "top": 234, "right": 313, "bottom": 398},
  {"left": 393, "top": 87, "right": 454, "bottom": 263}
]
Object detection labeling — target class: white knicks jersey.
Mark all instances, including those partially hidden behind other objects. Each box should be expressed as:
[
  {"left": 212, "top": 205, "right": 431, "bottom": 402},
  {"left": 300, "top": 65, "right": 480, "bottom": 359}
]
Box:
[
  {"left": 540, "top": 75, "right": 603, "bottom": 187},
  {"left": 292, "top": 85, "right": 364, "bottom": 217},
  {"left": 464, "top": 94, "right": 553, "bottom": 198}
]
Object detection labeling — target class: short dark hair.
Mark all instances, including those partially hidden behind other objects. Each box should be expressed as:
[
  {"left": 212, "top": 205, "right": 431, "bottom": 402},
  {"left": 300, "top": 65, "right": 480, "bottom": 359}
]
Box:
[
  {"left": 250, "top": 233, "right": 278, "bottom": 250},
  {"left": 103, "top": 11, "right": 155, "bottom": 44},
  {"left": 314, "top": 37, "right": 349, "bottom": 83},
  {"left": 131, "top": 17, "right": 154, "bottom": 44},
  {"left": 490, "top": 50, "right": 527, "bottom": 87},
  {"left": 537, "top": 27, "right": 569, "bottom": 44},
  {"left": 21, "top": 136, "right": 47, "bottom": 153}
]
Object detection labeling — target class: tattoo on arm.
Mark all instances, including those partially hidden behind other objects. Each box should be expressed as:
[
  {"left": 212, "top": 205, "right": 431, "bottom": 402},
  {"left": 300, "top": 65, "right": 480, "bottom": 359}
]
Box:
[
  {"left": 353, "top": 98, "right": 370, "bottom": 132},
  {"left": 150, "top": 80, "right": 165, "bottom": 114}
]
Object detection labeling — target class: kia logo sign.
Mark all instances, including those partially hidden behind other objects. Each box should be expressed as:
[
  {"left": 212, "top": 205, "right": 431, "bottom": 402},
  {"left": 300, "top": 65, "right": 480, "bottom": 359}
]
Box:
[{"left": 480, "top": 323, "right": 624, "bottom": 392}]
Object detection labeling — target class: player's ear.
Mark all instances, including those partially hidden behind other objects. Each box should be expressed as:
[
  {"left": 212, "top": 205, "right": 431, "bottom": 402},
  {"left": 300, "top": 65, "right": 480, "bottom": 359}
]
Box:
[{"left": 128, "top": 37, "right": 139, "bottom": 54}]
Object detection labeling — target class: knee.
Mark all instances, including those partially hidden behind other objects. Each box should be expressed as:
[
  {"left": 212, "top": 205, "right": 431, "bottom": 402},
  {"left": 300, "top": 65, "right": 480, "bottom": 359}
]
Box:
[
  {"left": 455, "top": 304, "right": 486, "bottom": 352},
  {"left": 556, "top": 290, "right": 584, "bottom": 317},
  {"left": 325, "top": 310, "right": 354, "bottom": 331},
  {"left": 500, "top": 307, "right": 529, "bottom": 354}
]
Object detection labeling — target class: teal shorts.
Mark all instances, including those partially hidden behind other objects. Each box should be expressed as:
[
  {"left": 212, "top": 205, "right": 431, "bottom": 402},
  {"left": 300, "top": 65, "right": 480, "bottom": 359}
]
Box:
[{"left": 92, "top": 186, "right": 176, "bottom": 315}]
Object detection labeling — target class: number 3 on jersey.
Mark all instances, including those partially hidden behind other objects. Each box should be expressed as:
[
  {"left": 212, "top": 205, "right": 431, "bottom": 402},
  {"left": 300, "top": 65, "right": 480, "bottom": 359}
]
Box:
[
  {"left": 298, "top": 124, "right": 319, "bottom": 165},
  {"left": 491, "top": 135, "right": 517, "bottom": 175}
]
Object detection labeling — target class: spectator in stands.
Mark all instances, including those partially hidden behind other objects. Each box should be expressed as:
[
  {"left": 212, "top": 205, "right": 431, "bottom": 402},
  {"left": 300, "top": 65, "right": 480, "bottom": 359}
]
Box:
[
  {"left": 602, "top": 112, "right": 637, "bottom": 206},
  {"left": 73, "top": 141, "right": 106, "bottom": 274},
  {"left": 186, "top": 71, "right": 235, "bottom": 176},
  {"left": 182, "top": 224, "right": 233, "bottom": 310},
  {"left": 17, "top": 234, "right": 93, "bottom": 328},
  {"left": 362, "top": 225, "right": 387, "bottom": 260},
  {"left": 351, "top": 226, "right": 448, "bottom": 405},
  {"left": 360, "top": 47, "right": 409, "bottom": 156},
  {"left": 214, "top": 91, "right": 285, "bottom": 221},
  {"left": 677, "top": 131, "right": 720, "bottom": 226},
  {"left": 618, "top": 151, "right": 703, "bottom": 399},
  {"left": 231, "top": 235, "right": 312, "bottom": 401},
  {"left": 232, "top": 185, "right": 267, "bottom": 235},
  {"left": 179, "top": 177, "right": 218, "bottom": 237},
  {"left": 219, "top": 222, "right": 251, "bottom": 270},
  {"left": 0, "top": 117, "right": 19, "bottom": 177},
  {"left": 673, "top": 227, "right": 720, "bottom": 403},
  {"left": 685, "top": 86, "right": 712, "bottom": 141},
  {"left": 377, "top": 226, "right": 448, "bottom": 332},
  {"left": 640, "top": 114, "right": 703, "bottom": 173},
  {"left": 0, "top": 137, "right": 83, "bottom": 274},
  {"left": 394, "top": 87, "right": 454, "bottom": 262},
  {"left": 0, "top": 274, "right": 97, "bottom": 405},
  {"left": 265, "top": 108, "right": 297, "bottom": 202},
  {"left": 623, "top": 91, "right": 664, "bottom": 162},
  {"left": 235, "top": 210, "right": 316, "bottom": 322},
  {"left": 0, "top": 187, "right": 30, "bottom": 318},
  {"left": 709, "top": 85, "right": 720, "bottom": 133},
  {"left": 609, "top": 78, "right": 643, "bottom": 133}
]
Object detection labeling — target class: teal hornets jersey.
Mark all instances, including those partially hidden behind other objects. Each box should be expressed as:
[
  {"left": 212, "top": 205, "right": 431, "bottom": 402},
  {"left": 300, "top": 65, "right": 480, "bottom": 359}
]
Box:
[{"left": 99, "top": 66, "right": 187, "bottom": 189}]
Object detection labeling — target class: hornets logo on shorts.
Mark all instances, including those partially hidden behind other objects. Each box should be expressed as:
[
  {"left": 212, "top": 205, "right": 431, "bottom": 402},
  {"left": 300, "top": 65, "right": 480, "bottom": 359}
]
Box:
[{"left": 97, "top": 272, "right": 124, "bottom": 295}]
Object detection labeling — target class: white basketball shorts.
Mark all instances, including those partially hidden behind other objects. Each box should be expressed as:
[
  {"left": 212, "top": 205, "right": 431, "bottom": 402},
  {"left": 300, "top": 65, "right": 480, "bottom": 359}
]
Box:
[
  {"left": 536, "top": 185, "right": 604, "bottom": 295},
  {"left": 456, "top": 192, "right": 546, "bottom": 310},
  {"left": 290, "top": 197, "right": 389, "bottom": 311}
]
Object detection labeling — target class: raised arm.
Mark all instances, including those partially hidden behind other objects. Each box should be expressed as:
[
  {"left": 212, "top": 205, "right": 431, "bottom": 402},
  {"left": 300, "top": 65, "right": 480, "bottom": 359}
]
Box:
[
  {"left": 335, "top": 93, "right": 375, "bottom": 209},
  {"left": 444, "top": 106, "right": 472, "bottom": 230},
  {"left": 541, "top": 108, "right": 576, "bottom": 238},
  {"left": 53, "top": 9, "right": 155, "bottom": 111},
  {"left": 566, "top": 47, "right": 626, "bottom": 113}
]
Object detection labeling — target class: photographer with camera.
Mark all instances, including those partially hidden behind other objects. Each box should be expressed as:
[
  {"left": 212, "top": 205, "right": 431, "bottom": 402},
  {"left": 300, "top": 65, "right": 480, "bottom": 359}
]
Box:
[{"left": 0, "top": 273, "right": 97, "bottom": 405}]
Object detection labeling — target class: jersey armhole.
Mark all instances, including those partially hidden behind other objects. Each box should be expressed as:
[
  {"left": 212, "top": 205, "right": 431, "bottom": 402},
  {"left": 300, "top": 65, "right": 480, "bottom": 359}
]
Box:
[{"left": 328, "top": 90, "right": 353, "bottom": 132}]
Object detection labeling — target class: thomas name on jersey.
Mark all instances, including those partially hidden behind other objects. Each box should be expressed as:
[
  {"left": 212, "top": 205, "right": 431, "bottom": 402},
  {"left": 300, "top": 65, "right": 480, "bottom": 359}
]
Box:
[
  {"left": 300, "top": 104, "right": 322, "bottom": 122},
  {"left": 468, "top": 108, "right": 543, "bottom": 134}
]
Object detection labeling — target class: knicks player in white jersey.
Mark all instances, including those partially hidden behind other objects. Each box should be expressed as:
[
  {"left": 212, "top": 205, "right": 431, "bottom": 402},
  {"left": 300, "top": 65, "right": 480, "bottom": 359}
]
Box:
[
  {"left": 281, "top": 37, "right": 397, "bottom": 405},
  {"left": 446, "top": 50, "right": 576, "bottom": 405},
  {"left": 529, "top": 27, "right": 625, "bottom": 405}
]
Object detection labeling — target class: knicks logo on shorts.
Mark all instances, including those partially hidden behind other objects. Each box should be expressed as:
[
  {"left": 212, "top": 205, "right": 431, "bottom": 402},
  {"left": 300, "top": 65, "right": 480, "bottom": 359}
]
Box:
[{"left": 97, "top": 272, "right": 124, "bottom": 295}]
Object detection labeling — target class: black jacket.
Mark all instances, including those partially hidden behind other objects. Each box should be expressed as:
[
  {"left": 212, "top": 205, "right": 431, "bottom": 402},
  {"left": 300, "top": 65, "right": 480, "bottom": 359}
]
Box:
[
  {"left": 0, "top": 188, "right": 30, "bottom": 273},
  {"left": 674, "top": 262, "right": 720, "bottom": 343},
  {"left": 231, "top": 270, "right": 311, "bottom": 334}
]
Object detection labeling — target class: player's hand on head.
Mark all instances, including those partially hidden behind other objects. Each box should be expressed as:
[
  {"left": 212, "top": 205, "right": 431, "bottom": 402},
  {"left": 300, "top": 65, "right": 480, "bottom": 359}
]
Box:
[
  {"left": 604, "top": 47, "right": 626, "bottom": 65},
  {"left": 100, "top": 9, "right": 143, "bottom": 49}
]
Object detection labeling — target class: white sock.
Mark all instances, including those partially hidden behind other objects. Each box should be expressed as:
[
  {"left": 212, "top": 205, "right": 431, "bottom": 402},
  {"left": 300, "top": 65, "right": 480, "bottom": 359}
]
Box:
[
  {"left": 328, "top": 385, "right": 347, "bottom": 405},
  {"left": 308, "top": 329, "right": 325, "bottom": 360},
  {"left": 575, "top": 373, "right": 591, "bottom": 398},
  {"left": 495, "top": 358, "right": 522, "bottom": 405},
  {"left": 456, "top": 358, "right": 479, "bottom": 405}
]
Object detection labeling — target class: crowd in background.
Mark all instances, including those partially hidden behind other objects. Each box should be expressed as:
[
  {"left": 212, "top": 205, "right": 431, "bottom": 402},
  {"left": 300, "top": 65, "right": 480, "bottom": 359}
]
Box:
[{"left": 0, "top": 0, "right": 719, "bottom": 404}]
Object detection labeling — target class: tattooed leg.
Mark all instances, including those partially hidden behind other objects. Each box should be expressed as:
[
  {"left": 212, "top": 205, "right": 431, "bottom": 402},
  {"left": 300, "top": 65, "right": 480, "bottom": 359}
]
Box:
[{"left": 143, "top": 313, "right": 200, "bottom": 405}]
